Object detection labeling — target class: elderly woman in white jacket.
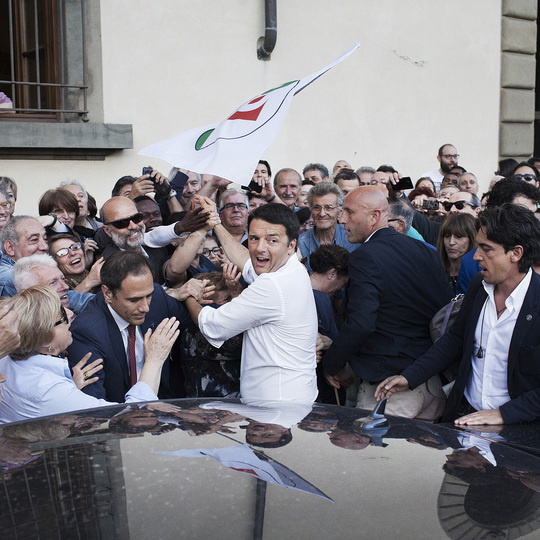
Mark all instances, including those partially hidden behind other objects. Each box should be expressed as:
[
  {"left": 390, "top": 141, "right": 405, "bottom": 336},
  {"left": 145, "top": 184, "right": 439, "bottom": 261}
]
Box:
[{"left": 0, "top": 285, "right": 178, "bottom": 424}]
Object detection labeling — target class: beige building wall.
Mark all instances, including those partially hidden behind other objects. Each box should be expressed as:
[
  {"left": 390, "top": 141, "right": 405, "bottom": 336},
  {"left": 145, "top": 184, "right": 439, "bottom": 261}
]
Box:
[{"left": 1, "top": 1, "right": 507, "bottom": 214}]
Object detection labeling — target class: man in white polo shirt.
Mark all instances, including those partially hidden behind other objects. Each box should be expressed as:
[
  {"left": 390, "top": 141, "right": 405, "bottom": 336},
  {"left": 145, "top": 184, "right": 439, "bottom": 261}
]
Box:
[{"left": 185, "top": 198, "right": 318, "bottom": 403}]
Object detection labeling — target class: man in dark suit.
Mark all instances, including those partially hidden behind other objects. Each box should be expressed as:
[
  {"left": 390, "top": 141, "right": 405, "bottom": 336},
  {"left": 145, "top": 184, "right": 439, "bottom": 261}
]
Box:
[
  {"left": 67, "top": 251, "right": 207, "bottom": 402},
  {"left": 376, "top": 204, "right": 540, "bottom": 425},
  {"left": 322, "top": 186, "right": 453, "bottom": 420}
]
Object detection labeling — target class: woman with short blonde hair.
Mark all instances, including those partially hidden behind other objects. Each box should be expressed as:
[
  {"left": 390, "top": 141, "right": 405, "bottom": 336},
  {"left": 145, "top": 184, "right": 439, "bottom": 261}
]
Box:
[{"left": 0, "top": 285, "right": 179, "bottom": 423}]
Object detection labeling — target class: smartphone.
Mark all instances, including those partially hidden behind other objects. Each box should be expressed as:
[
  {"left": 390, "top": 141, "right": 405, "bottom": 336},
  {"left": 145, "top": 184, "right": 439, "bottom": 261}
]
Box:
[
  {"left": 142, "top": 166, "right": 171, "bottom": 198},
  {"left": 244, "top": 179, "right": 263, "bottom": 194},
  {"left": 422, "top": 199, "right": 440, "bottom": 210},
  {"left": 390, "top": 176, "right": 414, "bottom": 191}
]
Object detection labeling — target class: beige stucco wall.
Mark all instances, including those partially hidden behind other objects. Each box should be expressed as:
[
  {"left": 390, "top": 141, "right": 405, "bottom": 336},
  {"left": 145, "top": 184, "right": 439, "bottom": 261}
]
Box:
[{"left": 2, "top": 0, "right": 502, "bottom": 215}]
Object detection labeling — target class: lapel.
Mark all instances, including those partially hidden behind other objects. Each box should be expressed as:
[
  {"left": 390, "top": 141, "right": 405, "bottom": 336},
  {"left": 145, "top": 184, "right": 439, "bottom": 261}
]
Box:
[
  {"left": 97, "top": 293, "right": 130, "bottom": 388},
  {"left": 464, "top": 279, "right": 488, "bottom": 358},
  {"left": 508, "top": 272, "right": 540, "bottom": 374}
]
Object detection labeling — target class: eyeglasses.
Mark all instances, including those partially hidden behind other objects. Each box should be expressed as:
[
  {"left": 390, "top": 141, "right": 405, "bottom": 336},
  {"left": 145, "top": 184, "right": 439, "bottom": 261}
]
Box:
[
  {"left": 54, "top": 306, "right": 69, "bottom": 327},
  {"left": 388, "top": 218, "right": 401, "bottom": 222},
  {"left": 54, "top": 242, "right": 82, "bottom": 258},
  {"left": 311, "top": 205, "right": 340, "bottom": 213},
  {"left": 513, "top": 174, "right": 537, "bottom": 182},
  {"left": 442, "top": 200, "right": 477, "bottom": 212},
  {"left": 221, "top": 203, "right": 248, "bottom": 211},
  {"left": 441, "top": 154, "right": 459, "bottom": 159},
  {"left": 0, "top": 201, "right": 13, "bottom": 210},
  {"left": 106, "top": 212, "right": 144, "bottom": 229},
  {"left": 202, "top": 247, "right": 221, "bottom": 256}
]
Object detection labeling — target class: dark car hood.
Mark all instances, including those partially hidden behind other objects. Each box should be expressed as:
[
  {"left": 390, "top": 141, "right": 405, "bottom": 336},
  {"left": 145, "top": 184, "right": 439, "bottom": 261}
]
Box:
[{"left": 2, "top": 398, "right": 540, "bottom": 539}]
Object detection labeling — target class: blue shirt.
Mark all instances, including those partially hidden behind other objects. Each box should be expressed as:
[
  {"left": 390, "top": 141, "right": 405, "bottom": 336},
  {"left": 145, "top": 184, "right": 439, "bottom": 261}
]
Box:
[
  {"left": 298, "top": 224, "right": 358, "bottom": 272},
  {"left": 0, "top": 354, "right": 158, "bottom": 423},
  {"left": 0, "top": 253, "right": 92, "bottom": 313}
]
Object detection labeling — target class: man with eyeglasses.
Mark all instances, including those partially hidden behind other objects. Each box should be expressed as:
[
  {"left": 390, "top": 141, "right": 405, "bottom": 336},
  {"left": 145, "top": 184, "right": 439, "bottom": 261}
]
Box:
[
  {"left": 218, "top": 189, "right": 249, "bottom": 244},
  {"left": 446, "top": 191, "right": 481, "bottom": 217},
  {"left": 298, "top": 182, "right": 357, "bottom": 271},
  {"left": 0, "top": 216, "right": 91, "bottom": 313},
  {"left": 0, "top": 189, "right": 12, "bottom": 231},
  {"left": 422, "top": 144, "right": 460, "bottom": 193},
  {"left": 98, "top": 197, "right": 209, "bottom": 286}
]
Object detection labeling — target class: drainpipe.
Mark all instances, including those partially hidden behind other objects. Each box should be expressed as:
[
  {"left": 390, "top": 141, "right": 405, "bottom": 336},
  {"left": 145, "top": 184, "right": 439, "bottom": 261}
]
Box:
[{"left": 257, "top": 0, "right": 277, "bottom": 61}]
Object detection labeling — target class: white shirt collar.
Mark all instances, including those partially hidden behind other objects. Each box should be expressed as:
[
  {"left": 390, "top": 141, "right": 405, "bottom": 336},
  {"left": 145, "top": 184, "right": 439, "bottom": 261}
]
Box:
[
  {"left": 107, "top": 304, "right": 131, "bottom": 332},
  {"left": 482, "top": 268, "right": 533, "bottom": 314}
]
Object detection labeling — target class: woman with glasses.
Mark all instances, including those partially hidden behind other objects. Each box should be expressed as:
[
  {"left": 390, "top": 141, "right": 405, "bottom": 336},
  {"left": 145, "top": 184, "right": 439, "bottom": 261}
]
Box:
[
  {"left": 49, "top": 233, "right": 104, "bottom": 293},
  {"left": 38, "top": 188, "right": 98, "bottom": 266},
  {"left": 0, "top": 285, "right": 180, "bottom": 423},
  {"left": 0, "top": 188, "right": 13, "bottom": 230},
  {"left": 437, "top": 213, "right": 477, "bottom": 295}
]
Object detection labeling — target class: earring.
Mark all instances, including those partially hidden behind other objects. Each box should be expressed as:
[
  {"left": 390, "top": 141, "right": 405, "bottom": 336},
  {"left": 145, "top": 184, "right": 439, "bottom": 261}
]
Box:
[{"left": 48, "top": 345, "right": 52, "bottom": 353}]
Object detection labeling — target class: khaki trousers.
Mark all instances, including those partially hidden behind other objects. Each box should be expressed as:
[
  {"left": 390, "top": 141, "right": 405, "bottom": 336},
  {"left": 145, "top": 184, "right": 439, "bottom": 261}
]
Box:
[{"left": 356, "top": 374, "right": 446, "bottom": 422}]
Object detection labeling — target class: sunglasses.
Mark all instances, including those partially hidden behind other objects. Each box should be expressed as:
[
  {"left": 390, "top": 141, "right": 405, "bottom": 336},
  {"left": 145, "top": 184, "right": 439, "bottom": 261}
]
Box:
[
  {"left": 54, "top": 306, "right": 69, "bottom": 327},
  {"left": 0, "top": 201, "right": 13, "bottom": 210},
  {"left": 54, "top": 242, "right": 82, "bottom": 258},
  {"left": 106, "top": 212, "right": 144, "bottom": 229},
  {"left": 442, "top": 200, "right": 477, "bottom": 212},
  {"left": 513, "top": 174, "right": 537, "bottom": 182}
]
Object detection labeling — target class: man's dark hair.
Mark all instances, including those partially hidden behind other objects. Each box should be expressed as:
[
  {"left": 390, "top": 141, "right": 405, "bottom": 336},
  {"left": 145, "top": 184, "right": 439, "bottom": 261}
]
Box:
[
  {"left": 377, "top": 164, "right": 397, "bottom": 174},
  {"left": 101, "top": 251, "right": 154, "bottom": 293},
  {"left": 303, "top": 163, "right": 329, "bottom": 179},
  {"left": 295, "top": 206, "right": 312, "bottom": 226},
  {"left": 388, "top": 197, "right": 414, "bottom": 233},
  {"left": 498, "top": 158, "right": 518, "bottom": 178},
  {"left": 309, "top": 244, "right": 349, "bottom": 277},
  {"left": 477, "top": 204, "right": 540, "bottom": 273},
  {"left": 112, "top": 176, "right": 136, "bottom": 197},
  {"left": 334, "top": 170, "right": 360, "bottom": 183},
  {"left": 486, "top": 178, "right": 540, "bottom": 208},
  {"left": 133, "top": 195, "right": 156, "bottom": 205},
  {"left": 511, "top": 161, "right": 538, "bottom": 180},
  {"left": 258, "top": 159, "right": 272, "bottom": 177},
  {"left": 248, "top": 203, "right": 300, "bottom": 243},
  {"left": 302, "top": 179, "right": 315, "bottom": 187},
  {"left": 245, "top": 426, "right": 293, "bottom": 448}
]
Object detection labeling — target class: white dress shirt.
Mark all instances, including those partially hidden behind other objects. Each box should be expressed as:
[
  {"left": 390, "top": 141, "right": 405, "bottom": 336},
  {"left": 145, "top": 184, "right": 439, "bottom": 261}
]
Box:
[
  {"left": 198, "top": 255, "right": 318, "bottom": 403},
  {"left": 0, "top": 354, "right": 158, "bottom": 423},
  {"left": 108, "top": 304, "right": 145, "bottom": 380},
  {"left": 142, "top": 222, "right": 180, "bottom": 248},
  {"left": 465, "top": 269, "right": 532, "bottom": 411}
]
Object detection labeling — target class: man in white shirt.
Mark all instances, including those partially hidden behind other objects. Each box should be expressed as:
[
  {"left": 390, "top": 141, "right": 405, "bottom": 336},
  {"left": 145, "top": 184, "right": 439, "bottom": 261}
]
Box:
[
  {"left": 422, "top": 143, "right": 460, "bottom": 193},
  {"left": 376, "top": 204, "right": 540, "bottom": 425},
  {"left": 186, "top": 200, "right": 318, "bottom": 403}
]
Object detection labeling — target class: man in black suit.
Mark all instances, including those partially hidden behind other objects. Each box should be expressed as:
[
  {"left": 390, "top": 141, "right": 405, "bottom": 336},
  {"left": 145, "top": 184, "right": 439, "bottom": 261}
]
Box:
[
  {"left": 376, "top": 204, "right": 540, "bottom": 425},
  {"left": 67, "top": 251, "right": 207, "bottom": 402},
  {"left": 322, "top": 186, "right": 452, "bottom": 420}
]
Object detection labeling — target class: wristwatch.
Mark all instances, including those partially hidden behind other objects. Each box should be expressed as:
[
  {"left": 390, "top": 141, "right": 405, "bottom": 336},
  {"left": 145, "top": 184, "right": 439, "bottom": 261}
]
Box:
[{"left": 167, "top": 189, "right": 178, "bottom": 200}]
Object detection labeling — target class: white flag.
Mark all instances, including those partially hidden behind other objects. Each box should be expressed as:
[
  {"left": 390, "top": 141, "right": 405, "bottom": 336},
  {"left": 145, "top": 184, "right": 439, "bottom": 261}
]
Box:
[{"left": 139, "top": 44, "right": 360, "bottom": 185}]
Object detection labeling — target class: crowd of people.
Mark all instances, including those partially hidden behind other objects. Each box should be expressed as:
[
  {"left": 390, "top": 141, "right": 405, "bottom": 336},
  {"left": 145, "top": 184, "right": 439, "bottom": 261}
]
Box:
[{"left": 1, "top": 141, "right": 540, "bottom": 427}]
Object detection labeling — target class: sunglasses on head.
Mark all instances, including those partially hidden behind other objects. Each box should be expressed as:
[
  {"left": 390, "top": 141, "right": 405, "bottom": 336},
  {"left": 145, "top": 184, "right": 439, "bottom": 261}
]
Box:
[
  {"left": 106, "top": 212, "right": 144, "bottom": 229},
  {"left": 442, "top": 200, "right": 477, "bottom": 212}
]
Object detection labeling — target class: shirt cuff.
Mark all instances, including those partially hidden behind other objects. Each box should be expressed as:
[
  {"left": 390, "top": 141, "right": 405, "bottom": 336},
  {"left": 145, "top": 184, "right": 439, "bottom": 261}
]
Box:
[
  {"left": 198, "top": 306, "right": 226, "bottom": 348},
  {"left": 125, "top": 381, "right": 159, "bottom": 403},
  {"left": 142, "top": 223, "right": 178, "bottom": 248}
]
